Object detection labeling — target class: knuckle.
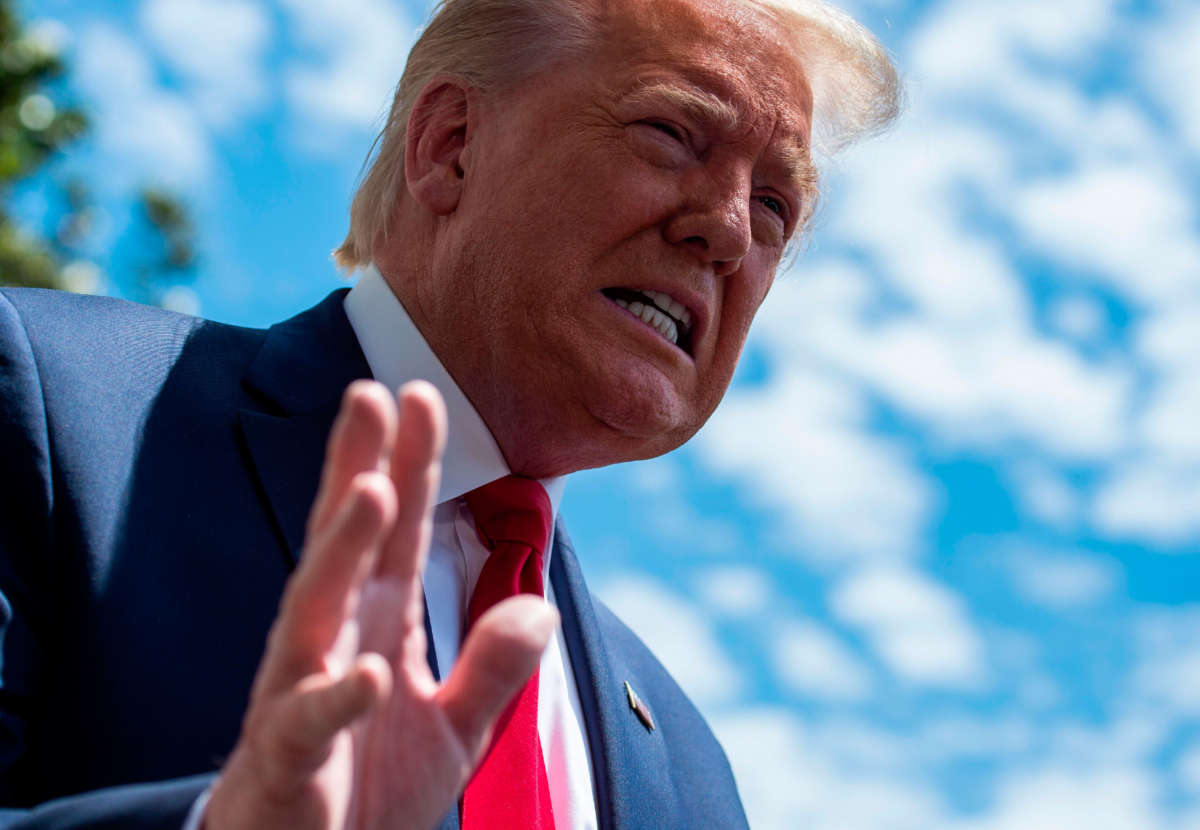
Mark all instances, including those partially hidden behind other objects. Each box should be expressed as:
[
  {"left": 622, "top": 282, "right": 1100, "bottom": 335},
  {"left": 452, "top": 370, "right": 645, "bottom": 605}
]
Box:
[{"left": 262, "top": 706, "right": 324, "bottom": 778}]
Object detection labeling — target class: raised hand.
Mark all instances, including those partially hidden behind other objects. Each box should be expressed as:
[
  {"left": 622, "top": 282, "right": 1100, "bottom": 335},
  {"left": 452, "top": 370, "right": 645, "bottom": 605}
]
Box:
[{"left": 205, "top": 380, "right": 558, "bottom": 830}]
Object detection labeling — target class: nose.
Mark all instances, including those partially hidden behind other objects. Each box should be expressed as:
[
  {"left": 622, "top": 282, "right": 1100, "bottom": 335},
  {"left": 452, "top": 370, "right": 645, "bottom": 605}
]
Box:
[{"left": 663, "top": 170, "right": 752, "bottom": 277}]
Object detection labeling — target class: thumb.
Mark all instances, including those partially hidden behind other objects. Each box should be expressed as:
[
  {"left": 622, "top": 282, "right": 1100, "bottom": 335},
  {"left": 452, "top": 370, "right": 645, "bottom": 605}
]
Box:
[{"left": 436, "top": 596, "right": 558, "bottom": 760}]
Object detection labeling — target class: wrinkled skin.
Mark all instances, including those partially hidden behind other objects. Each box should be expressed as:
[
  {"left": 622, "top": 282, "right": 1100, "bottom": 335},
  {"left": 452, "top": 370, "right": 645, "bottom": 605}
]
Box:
[{"left": 381, "top": 0, "right": 814, "bottom": 476}]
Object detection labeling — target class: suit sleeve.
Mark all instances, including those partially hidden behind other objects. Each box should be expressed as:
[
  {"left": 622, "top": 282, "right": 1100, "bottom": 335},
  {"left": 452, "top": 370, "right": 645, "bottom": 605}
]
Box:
[
  {"left": 0, "top": 289, "right": 56, "bottom": 807},
  {"left": 0, "top": 292, "right": 212, "bottom": 828},
  {"left": 0, "top": 777, "right": 212, "bottom": 830}
]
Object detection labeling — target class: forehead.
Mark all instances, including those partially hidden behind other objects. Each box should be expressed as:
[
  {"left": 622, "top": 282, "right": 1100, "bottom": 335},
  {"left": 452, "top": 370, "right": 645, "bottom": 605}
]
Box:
[{"left": 593, "top": 0, "right": 813, "bottom": 145}]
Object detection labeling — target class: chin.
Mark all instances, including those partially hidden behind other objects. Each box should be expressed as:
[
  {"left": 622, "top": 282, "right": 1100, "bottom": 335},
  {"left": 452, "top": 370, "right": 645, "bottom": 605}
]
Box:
[{"left": 585, "top": 392, "right": 700, "bottom": 461}]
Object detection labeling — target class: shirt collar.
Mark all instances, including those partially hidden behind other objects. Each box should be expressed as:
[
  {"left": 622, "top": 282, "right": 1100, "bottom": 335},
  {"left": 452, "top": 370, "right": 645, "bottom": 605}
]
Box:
[{"left": 343, "top": 264, "right": 566, "bottom": 517}]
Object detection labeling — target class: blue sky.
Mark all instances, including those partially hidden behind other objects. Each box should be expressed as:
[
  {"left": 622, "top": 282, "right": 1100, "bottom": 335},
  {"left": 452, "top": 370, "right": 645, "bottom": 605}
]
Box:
[{"left": 18, "top": 0, "right": 1200, "bottom": 827}]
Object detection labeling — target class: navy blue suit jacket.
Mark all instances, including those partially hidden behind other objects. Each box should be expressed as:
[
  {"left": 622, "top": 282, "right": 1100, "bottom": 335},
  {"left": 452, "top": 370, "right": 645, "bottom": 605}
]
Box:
[{"left": 0, "top": 287, "right": 748, "bottom": 829}]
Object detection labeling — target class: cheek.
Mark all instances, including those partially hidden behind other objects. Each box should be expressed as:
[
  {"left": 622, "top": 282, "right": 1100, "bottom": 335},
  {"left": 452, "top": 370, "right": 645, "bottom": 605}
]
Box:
[
  {"left": 727, "top": 265, "right": 775, "bottom": 334},
  {"left": 706, "top": 264, "right": 775, "bottom": 382},
  {"left": 562, "top": 150, "right": 682, "bottom": 235}
]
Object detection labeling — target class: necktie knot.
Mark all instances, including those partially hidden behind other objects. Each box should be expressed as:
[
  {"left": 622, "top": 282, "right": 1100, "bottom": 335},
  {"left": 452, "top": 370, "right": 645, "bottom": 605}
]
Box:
[
  {"left": 464, "top": 475, "right": 552, "bottom": 554},
  {"left": 464, "top": 475, "right": 552, "bottom": 628}
]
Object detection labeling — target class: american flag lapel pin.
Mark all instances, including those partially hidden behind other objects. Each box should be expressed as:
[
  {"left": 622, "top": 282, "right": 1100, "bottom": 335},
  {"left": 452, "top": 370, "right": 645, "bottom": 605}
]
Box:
[{"left": 624, "top": 681, "right": 655, "bottom": 732}]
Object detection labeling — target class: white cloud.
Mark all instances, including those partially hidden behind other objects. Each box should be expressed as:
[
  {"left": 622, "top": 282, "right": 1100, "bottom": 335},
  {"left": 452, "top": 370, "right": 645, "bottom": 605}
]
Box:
[
  {"left": 642, "top": 500, "right": 742, "bottom": 557},
  {"left": 1014, "top": 162, "right": 1200, "bottom": 308},
  {"left": 714, "top": 708, "right": 943, "bottom": 830},
  {"left": 74, "top": 23, "right": 210, "bottom": 187},
  {"left": 1017, "top": 673, "right": 1062, "bottom": 711},
  {"left": 720, "top": 704, "right": 1176, "bottom": 830},
  {"left": 915, "top": 715, "right": 1034, "bottom": 761},
  {"left": 830, "top": 565, "right": 986, "bottom": 688},
  {"left": 807, "top": 717, "right": 911, "bottom": 769},
  {"left": 697, "top": 362, "right": 933, "bottom": 562},
  {"left": 597, "top": 575, "right": 742, "bottom": 706},
  {"left": 1137, "top": 302, "right": 1200, "bottom": 371},
  {"left": 1125, "top": 307, "right": 1200, "bottom": 551},
  {"left": 695, "top": 566, "right": 774, "bottom": 616},
  {"left": 1137, "top": 373, "right": 1200, "bottom": 462},
  {"left": 1177, "top": 742, "right": 1200, "bottom": 795},
  {"left": 947, "top": 766, "right": 1162, "bottom": 830},
  {"left": 1049, "top": 295, "right": 1108, "bottom": 343},
  {"left": 1008, "top": 462, "right": 1083, "bottom": 530},
  {"left": 825, "top": 121, "right": 1026, "bottom": 328},
  {"left": 140, "top": 0, "right": 271, "bottom": 128},
  {"left": 774, "top": 620, "right": 873, "bottom": 701},
  {"left": 795, "top": 0, "right": 1192, "bottom": 518},
  {"left": 802, "top": 134, "right": 1134, "bottom": 464},
  {"left": 618, "top": 455, "right": 742, "bottom": 555},
  {"left": 1133, "top": 608, "right": 1200, "bottom": 716},
  {"left": 1092, "top": 462, "right": 1200, "bottom": 547},
  {"left": 1138, "top": 3, "right": 1200, "bottom": 153},
  {"left": 889, "top": 0, "right": 1198, "bottom": 320},
  {"left": 759, "top": 268, "right": 1132, "bottom": 462},
  {"left": 933, "top": 715, "right": 1173, "bottom": 830},
  {"left": 896, "top": 0, "right": 1137, "bottom": 199},
  {"left": 908, "top": 0, "right": 1119, "bottom": 92},
  {"left": 280, "top": 0, "right": 418, "bottom": 140},
  {"left": 858, "top": 322, "right": 1129, "bottom": 460},
  {"left": 1079, "top": 97, "right": 1169, "bottom": 167},
  {"left": 627, "top": 453, "right": 681, "bottom": 493},
  {"left": 1002, "top": 547, "right": 1119, "bottom": 608}
]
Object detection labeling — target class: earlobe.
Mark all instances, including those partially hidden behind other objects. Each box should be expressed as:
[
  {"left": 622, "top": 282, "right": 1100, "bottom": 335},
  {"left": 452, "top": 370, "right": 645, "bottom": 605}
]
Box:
[{"left": 405, "top": 78, "right": 474, "bottom": 216}]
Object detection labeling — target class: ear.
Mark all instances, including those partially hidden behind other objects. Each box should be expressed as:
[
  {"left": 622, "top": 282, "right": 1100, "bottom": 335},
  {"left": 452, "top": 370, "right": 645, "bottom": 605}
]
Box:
[{"left": 405, "top": 78, "right": 474, "bottom": 216}]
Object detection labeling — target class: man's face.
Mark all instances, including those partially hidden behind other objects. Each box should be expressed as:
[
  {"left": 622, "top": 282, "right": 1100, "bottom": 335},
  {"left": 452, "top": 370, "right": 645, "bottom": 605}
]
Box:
[{"left": 407, "top": 0, "right": 814, "bottom": 475}]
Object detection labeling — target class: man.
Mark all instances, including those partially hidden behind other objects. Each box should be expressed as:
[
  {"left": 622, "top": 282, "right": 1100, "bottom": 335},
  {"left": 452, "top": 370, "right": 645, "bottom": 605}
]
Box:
[{"left": 0, "top": 0, "right": 899, "bottom": 827}]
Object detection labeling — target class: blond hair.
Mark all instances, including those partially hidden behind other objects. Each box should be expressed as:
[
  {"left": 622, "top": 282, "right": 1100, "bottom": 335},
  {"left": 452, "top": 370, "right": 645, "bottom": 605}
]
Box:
[{"left": 333, "top": 0, "right": 901, "bottom": 270}]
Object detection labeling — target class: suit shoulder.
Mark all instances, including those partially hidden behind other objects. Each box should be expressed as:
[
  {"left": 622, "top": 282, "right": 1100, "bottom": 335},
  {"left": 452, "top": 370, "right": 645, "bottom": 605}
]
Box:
[
  {"left": 0, "top": 287, "right": 264, "bottom": 388},
  {"left": 1, "top": 286, "right": 191, "bottom": 321},
  {"left": 0, "top": 287, "right": 260, "bottom": 350},
  {"left": 0, "top": 288, "right": 271, "bottom": 475}
]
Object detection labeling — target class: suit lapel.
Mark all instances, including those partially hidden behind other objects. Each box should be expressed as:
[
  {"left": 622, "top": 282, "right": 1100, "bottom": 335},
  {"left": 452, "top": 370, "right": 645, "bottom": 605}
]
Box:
[
  {"left": 238, "top": 289, "right": 370, "bottom": 567},
  {"left": 236, "top": 289, "right": 445, "bottom": 684},
  {"left": 239, "top": 405, "right": 341, "bottom": 561},
  {"left": 550, "top": 523, "right": 680, "bottom": 829}
]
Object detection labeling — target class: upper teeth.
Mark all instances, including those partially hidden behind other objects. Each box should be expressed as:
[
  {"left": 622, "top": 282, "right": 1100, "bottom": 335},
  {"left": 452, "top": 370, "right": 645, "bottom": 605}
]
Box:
[
  {"left": 642, "top": 290, "right": 693, "bottom": 331},
  {"left": 612, "top": 289, "right": 692, "bottom": 346}
]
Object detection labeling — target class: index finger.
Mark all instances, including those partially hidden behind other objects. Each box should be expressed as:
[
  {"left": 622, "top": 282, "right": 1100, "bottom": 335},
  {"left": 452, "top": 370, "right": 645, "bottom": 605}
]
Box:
[
  {"left": 351, "top": 382, "right": 445, "bottom": 676},
  {"left": 259, "top": 470, "right": 396, "bottom": 696},
  {"left": 307, "top": 380, "right": 397, "bottom": 538},
  {"left": 377, "top": 380, "right": 446, "bottom": 585}
]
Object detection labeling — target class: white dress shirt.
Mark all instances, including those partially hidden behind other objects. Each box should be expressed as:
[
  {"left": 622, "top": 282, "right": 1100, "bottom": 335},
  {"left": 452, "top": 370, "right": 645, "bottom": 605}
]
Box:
[{"left": 186, "top": 268, "right": 597, "bottom": 830}]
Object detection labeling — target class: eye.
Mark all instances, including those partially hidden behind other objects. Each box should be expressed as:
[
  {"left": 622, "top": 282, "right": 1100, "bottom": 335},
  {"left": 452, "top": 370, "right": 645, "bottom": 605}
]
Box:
[
  {"left": 631, "top": 120, "right": 694, "bottom": 168},
  {"left": 755, "top": 194, "right": 787, "bottom": 219},
  {"left": 644, "top": 120, "right": 686, "bottom": 144},
  {"left": 757, "top": 195, "right": 783, "bottom": 215}
]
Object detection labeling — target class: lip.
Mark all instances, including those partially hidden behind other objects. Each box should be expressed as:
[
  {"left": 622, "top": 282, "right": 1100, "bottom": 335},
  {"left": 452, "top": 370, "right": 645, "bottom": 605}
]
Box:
[{"left": 599, "top": 283, "right": 709, "bottom": 355}]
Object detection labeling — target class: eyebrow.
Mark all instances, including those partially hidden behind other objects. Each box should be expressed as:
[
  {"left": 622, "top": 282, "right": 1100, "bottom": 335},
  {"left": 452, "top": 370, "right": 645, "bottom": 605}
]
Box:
[
  {"left": 777, "top": 144, "right": 818, "bottom": 200},
  {"left": 621, "top": 81, "right": 741, "bottom": 133}
]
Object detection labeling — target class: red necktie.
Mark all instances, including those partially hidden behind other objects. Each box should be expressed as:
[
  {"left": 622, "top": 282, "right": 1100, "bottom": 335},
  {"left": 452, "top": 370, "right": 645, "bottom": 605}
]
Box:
[{"left": 461, "top": 475, "right": 556, "bottom": 829}]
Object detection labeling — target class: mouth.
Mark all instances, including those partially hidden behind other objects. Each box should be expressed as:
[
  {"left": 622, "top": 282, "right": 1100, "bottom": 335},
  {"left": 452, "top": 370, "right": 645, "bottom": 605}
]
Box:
[{"left": 601, "top": 287, "right": 696, "bottom": 355}]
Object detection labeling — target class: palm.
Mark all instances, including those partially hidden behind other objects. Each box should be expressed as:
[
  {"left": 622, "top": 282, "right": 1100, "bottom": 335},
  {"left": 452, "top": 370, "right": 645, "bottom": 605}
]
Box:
[{"left": 343, "top": 577, "right": 468, "bottom": 830}]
